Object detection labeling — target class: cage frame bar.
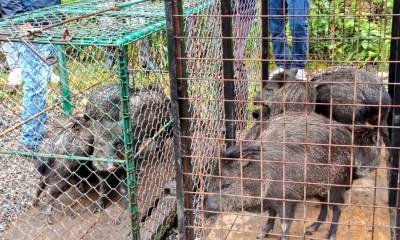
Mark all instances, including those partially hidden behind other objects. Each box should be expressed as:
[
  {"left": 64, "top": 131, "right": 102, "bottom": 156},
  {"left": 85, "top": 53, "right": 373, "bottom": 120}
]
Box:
[
  {"left": 165, "top": 0, "right": 194, "bottom": 239},
  {"left": 261, "top": 0, "right": 269, "bottom": 87},
  {"left": 388, "top": 0, "right": 400, "bottom": 238},
  {"left": 56, "top": 45, "right": 73, "bottom": 116},
  {"left": 221, "top": 0, "right": 236, "bottom": 147},
  {"left": 117, "top": 45, "right": 139, "bottom": 239}
]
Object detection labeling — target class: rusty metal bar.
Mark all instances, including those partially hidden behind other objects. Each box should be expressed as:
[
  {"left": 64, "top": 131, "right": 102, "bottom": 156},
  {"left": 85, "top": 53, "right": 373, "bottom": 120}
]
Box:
[
  {"left": 221, "top": 0, "right": 236, "bottom": 147},
  {"left": 261, "top": 0, "right": 269, "bottom": 87},
  {"left": 165, "top": 0, "right": 194, "bottom": 239},
  {"left": 388, "top": 0, "right": 400, "bottom": 238}
]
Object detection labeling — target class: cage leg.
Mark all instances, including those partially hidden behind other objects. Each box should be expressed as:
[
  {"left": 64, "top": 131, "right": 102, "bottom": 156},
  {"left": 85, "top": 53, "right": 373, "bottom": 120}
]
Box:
[
  {"left": 117, "top": 45, "right": 140, "bottom": 238},
  {"left": 305, "top": 203, "right": 328, "bottom": 235},
  {"left": 57, "top": 45, "right": 72, "bottom": 116}
]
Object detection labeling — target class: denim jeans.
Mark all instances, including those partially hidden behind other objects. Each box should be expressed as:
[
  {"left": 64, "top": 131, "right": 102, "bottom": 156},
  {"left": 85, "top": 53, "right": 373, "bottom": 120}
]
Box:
[
  {"left": 1, "top": 42, "right": 19, "bottom": 70},
  {"left": 17, "top": 43, "right": 55, "bottom": 149},
  {"left": 268, "top": 0, "right": 309, "bottom": 69}
]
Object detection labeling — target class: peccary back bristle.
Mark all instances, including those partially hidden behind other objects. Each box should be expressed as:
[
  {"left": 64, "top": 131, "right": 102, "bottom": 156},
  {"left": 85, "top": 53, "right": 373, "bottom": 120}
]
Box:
[
  {"left": 313, "top": 67, "right": 392, "bottom": 129},
  {"left": 84, "top": 83, "right": 137, "bottom": 122}
]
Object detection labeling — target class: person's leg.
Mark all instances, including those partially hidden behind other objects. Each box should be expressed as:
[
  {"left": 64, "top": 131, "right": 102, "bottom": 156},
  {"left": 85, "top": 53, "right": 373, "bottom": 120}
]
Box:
[
  {"left": 268, "top": 0, "right": 292, "bottom": 70},
  {"left": 2, "top": 42, "right": 22, "bottom": 86},
  {"left": 18, "top": 43, "right": 55, "bottom": 150},
  {"left": 232, "top": 0, "right": 256, "bottom": 132},
  {"left": 287, "top": 0, "right": 309, "bottom": 72}
]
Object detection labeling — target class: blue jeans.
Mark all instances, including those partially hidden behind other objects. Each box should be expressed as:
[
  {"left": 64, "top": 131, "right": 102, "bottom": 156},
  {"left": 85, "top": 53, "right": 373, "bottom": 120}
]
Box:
[
  {"left": 2, "top": 42, "right": 20, "bottom": 70},
  {"left": 268, "top": 0, "right": 309, "bottom": 69},
  {"left": 17, "top": 43, "right": 55, "bottom": 149}
]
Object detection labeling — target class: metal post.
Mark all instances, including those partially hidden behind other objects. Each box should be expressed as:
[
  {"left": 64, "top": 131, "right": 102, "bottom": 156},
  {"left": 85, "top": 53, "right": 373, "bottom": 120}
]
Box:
[
  {"left": 117, "top": 45, "right": 139, "bottom": 239},
  {"left": 57, "top": 45, "right": 72, "bottom": 116},
  {"left": 261, "top": 0, "right": 269, "bottom": 87},
  {"left": 165, "top": 0, "right": 193, "bottom": 239},
  {"left": 221, "top": 0, "right": 236, "bottom": 147},
  {"left": 388, "top": 0, "right": 400, "bottom": 238}
]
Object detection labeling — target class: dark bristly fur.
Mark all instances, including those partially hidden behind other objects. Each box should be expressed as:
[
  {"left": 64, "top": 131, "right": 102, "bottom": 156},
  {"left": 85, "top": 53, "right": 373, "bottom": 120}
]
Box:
[
  {"left": 35, "top": 116, "right": 97, "bottom": 224},
  {"left": 84, "top": 83, "right": 172, "bottom": 215},
  {"left": 205, "top": 112, "right": 380, "bottom": 240},
  {"left": 253, "top": 71, "right": 317, "bottom": 116},
  {"left": 312, "top": 67, "right": 392, "bottom": 146}
]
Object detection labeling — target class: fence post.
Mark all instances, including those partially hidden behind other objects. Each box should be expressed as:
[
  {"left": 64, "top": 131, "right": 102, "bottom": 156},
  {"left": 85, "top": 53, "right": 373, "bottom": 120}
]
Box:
[
  {"left": 57, "top": 45, "right": 73, "bottom": 116},
  {"left": 117, "top": 45, "right": 140, "bottom": 239},
  {"left": 388, "top": 0, "right": 400, "bottom": 238},
  {"left": 165, "top": 0, "right": 194, "bottom": 239},
  {"left": 261, "top": 0, "right": 269, "bottom": 87},
  {"left": 221, "top": 0, "right": 236, "bottom": 147}
]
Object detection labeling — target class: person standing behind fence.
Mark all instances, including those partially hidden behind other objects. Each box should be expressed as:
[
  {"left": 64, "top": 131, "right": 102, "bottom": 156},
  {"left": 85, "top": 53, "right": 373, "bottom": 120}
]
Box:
[
  {"left": 268, "top": 0, "right": 310, "bottom": 80},
  {"left": 0, "top": 0, "right": 61, "bottom": 153}
]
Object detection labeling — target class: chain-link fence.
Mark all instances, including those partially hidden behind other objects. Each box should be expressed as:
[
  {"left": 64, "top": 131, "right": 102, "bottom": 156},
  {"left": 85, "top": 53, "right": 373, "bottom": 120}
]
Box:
[
  {"left": 0, "top": 0, "right": 198, "bottom": 239},
  {"left": 166, "top": 0, "right": 399, "bottom": 239}
]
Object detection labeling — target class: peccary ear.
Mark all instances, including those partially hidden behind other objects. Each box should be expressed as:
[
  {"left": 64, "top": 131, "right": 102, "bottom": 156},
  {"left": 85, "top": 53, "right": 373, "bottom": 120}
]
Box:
[{"left": 220, "top": 144, "right": 261, "bottom": 167}]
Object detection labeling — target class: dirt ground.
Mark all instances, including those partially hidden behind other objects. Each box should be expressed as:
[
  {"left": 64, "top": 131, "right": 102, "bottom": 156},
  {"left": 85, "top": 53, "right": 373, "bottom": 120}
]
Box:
[{"left": 206, "top": 157, "right": 391, "bottom": 240}]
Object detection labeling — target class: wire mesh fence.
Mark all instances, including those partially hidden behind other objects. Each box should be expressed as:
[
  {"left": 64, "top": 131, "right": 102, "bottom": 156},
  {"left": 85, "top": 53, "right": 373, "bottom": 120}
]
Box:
[
  {"left": 0, "top": 0, "right": 202, "bottom": 239},
  {"left": 165, "top": 0, "right": 398, "bottom": 239}
]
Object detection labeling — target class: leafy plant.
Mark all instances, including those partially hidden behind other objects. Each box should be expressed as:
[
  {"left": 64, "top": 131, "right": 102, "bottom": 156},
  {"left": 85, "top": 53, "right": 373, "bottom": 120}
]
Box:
[{"left": 309, "top": 0, "right": 393, "bottom": 67}]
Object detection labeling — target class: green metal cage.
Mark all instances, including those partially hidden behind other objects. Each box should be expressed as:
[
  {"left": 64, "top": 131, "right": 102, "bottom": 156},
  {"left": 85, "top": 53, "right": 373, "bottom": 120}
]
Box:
[{"left": 0, "top": 0, "right": 209, "bottom": 239}]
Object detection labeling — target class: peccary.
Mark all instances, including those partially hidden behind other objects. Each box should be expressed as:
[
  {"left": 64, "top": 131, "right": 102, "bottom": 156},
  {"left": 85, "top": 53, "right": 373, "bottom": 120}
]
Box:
[
  {"left": 205, "top": 112, "right": 380, "bottom": 239},
  {"left": 85, "top": 83, "right": 172, "bottom": 169},
  {"left": 252, "top": 71, "right": 317, "bottom": 117},
  {"left": 84, "top": 83, "right": 172, "bottom": 215},
  {"left": 312, "top": 67, "right": 392, "bottom": 145},
  {"left": 35, "top": 116, "right": 97, "bottom": 224}
]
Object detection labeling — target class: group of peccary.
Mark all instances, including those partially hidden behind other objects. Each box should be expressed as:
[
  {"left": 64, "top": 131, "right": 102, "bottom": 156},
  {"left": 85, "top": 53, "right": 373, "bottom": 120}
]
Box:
[
  {"left": 205, "top": 67, "right": 391, "bottom": 239},
  {"left": 32, "top": 83, "right": 172, "bottom": 225}
]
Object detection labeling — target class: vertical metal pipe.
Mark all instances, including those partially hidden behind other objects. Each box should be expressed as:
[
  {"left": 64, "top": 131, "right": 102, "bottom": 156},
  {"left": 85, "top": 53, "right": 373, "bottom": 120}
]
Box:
[
  {"left": 221, "top": 0, "right": 236, "bottom": 147},
  {"left": 117, "top": 45, "right": 139, "bottom": 239},
  {"left": 261, "top": 0, "right": 269, "bottom": 87},
  {"left": 388, "top": 0, "right": 400, "bottom": 238},
  {"left": 165, "top": 0, "right": 193, "bottom": 239},
  {"left": 57, "top": 45, "right": 72, "bottom": 116}
]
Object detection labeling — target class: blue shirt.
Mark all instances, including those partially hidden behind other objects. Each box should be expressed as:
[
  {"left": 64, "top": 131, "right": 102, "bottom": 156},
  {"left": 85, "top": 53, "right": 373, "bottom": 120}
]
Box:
[{"left": 1, "top": 0, "right": 61, "bottom": 17}]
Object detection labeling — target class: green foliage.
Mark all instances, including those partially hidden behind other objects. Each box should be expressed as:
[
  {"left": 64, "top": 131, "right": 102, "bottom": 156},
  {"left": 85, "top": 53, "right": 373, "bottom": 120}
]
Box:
[
  {"left": 61, "top": 0, "right": 80, "bottom": 3},
  {"left": 309, "top": 0, "right": 393, "bottom": 67}
]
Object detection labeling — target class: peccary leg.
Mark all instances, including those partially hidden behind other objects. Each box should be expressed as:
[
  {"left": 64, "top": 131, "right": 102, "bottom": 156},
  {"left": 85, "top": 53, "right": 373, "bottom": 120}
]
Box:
[
  {"left": 257, "top": 208, "right": 277, "bottom": 239},
  {"left": 33, "top": 178, "right": 46, "bottom": 207},
  {"left": 279, "top": 201, "right": 296, "bottom": 240},
  {"left": 326, "top": 189, "right": 344, "bottom": 240},
  {"left": 46, "top": 178, "right": 76, "bottom": 225},
  {"left": 114, "top": 182, "right": 129, "bottom": 225},
  {"left": 94, "top": 181, "right": 108, "bottom": 213},
  {"left": 305, "top": 203, "right": 328, "bottom": 235},
  {"left": 326, "top": 204, "right": 342, "bottom": 240}
]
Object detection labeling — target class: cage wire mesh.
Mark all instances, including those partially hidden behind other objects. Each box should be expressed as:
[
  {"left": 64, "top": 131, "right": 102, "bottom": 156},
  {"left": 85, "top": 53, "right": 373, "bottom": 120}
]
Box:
[
  {"left": 173, "top": 0, "right": 396, "bottom": 239},
  {"left": 0, "top": 0, "right": 202, "bottom": 238}
]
